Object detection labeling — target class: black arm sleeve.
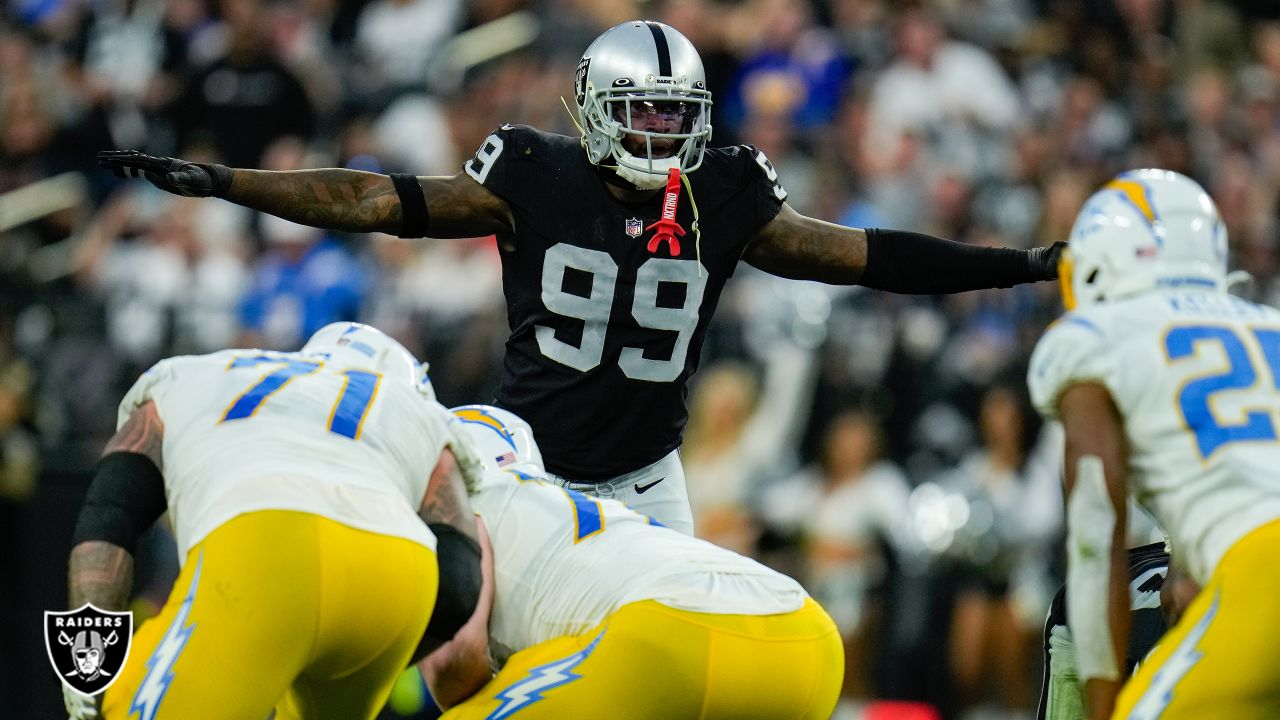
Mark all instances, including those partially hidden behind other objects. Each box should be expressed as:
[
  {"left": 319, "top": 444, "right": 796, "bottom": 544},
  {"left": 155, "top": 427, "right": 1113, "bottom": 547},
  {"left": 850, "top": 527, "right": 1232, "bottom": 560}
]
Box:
[
  {"left": 859, "top": 228, "right": 1057, "bottom": 294},
  {"left": 72, "top": 452, "right": 167, "bottom": 554},
  {"left": 391, "top": 173, "right": 431, "bottom": 238},
  {"left": 409, "top": 523, "right": 482, "bottom": 664}
]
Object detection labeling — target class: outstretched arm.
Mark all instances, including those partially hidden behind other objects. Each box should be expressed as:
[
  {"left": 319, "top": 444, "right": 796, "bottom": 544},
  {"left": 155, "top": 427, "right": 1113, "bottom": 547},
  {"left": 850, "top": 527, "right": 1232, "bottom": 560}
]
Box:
[
  {"left": 68, "top": 401, "right": 168, "bottom": 611},
  {"left": 743, "top": 204, "right": 1062, "bottom": 291},
  {"left": 225, "top": 171, "right": 513, "bottom": 239},
  {"left": 98, "top": 150, "right": 512, "bottom": 238}
]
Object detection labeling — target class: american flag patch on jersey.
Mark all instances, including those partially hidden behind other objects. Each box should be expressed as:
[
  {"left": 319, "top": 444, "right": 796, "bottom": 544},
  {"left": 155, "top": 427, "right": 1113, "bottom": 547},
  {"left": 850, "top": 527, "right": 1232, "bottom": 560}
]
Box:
[
  {"left": 625, "top": 217, "right": 643, "bottom": 237},
  {"left": 495, "top": 451, "right": 516, "bottom": 466}
]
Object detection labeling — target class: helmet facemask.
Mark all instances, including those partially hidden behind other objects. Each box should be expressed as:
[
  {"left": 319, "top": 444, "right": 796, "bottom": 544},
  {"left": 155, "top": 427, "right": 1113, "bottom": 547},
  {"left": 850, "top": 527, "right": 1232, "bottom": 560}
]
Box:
[{"left": 582, "top": 86, "right": 711, "bottom": 188}]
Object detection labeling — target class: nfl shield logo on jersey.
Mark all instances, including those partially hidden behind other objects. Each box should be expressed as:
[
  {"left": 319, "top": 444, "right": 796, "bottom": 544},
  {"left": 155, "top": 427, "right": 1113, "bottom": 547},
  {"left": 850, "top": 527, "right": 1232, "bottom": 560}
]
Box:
[
  {"left": 45, "top": 604, "right": 132, "bottom": 695},
  {"left": 625, "top": 217, "right": 643, "bottom": 238}
]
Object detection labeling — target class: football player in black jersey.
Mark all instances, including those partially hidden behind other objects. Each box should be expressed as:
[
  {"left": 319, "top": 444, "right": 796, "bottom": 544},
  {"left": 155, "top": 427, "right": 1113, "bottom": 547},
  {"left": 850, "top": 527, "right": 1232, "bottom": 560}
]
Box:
[{"left": 99, "top": 20, "right": 1063, "bottom": 533}]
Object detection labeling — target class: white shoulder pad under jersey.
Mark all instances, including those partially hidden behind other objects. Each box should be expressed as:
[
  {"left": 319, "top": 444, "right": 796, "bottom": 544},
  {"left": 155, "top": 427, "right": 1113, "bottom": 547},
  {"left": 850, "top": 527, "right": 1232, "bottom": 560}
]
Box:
[
  {"left": 118, "top": 349, "right": 455, "bottom": 557},
  {"left": 471, "top": 468, "right": 806, "bottom": 665},
  {"left": 1028, "top": 292, "right": 1280, "bottom": 583}
]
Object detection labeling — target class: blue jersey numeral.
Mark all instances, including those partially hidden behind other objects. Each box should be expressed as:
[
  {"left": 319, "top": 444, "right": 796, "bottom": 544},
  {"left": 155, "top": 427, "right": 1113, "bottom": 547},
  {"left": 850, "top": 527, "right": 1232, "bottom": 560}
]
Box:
[
  {"left": 506, "top": 469, "right": 664, "bottom": 542},
  {"left": 328, "top": 370, "right": 381, "bottom": 439},
  {"left": 221, "top": 355, "right": 382, "bottom": 439},
  {"left": 221, "top": 356, "right": 321, "bottom": 421},
  {"left": 562, "top": 488, "right": 604, "bottom": 542},
  {"left": 1165, "top": 325, "right": 1280, "bottom": 457}
]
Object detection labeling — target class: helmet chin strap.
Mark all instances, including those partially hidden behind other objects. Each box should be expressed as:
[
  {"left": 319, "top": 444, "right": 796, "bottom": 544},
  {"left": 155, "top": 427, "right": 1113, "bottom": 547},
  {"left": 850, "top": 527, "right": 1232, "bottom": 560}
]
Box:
[{"left": 613, "top": 153, "right": 680, "bottom": 190}]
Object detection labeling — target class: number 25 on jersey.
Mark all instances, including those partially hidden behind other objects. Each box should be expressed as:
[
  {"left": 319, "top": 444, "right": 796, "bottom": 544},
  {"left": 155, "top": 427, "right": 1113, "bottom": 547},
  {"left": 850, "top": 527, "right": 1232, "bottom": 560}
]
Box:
[{"left": 1166, "top": 325, "right": 1280, "bottom": 458}]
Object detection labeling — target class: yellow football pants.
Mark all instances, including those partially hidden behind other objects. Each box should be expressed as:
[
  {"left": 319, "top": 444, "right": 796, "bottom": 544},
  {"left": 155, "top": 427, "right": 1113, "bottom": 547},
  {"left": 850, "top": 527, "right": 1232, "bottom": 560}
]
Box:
[
  {"left": 442, "top": 598, "right": 843, "bottom": 720},
  {"left": 1113, "top": 518, "right": 1280, "bottom": 720},
  {"left": 103, "top": 510, "right": 437, "bottom": 720}
]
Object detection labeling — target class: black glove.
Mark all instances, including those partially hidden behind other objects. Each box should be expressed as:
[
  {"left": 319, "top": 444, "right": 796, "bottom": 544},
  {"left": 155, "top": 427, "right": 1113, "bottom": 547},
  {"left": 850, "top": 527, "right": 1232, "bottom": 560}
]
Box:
[
  {"left": 97, "top": 150, "right": 234, "bottom": 198},
  {"left": 1027, "top": 241, "right": 1067, "bottom": 281}
]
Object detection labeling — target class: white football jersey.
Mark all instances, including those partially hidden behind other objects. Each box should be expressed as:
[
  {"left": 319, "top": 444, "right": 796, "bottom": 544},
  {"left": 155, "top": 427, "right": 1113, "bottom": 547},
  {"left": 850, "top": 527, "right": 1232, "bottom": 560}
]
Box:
[
  {"left": 472, "top": 468, "right": 807, "bottom": 665},
  {"left": 1029, "top": 290, "right": 1280, "bottom": 583},
  {"left": 117, "top": 349, "right": 458, "bottom": 559}
]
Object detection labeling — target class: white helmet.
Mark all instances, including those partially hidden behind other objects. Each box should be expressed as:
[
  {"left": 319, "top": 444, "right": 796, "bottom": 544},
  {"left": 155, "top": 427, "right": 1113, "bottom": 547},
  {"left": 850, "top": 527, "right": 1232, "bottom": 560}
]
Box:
[
  {"left": 300, "top": 322, "right": 433, "bottom": 396},
  {"left": 1061, "top": 169, "right": 1228, "bottom": 310},
  {"left": 575, "top": 20, "right": 712, "bottom": 189},
  {"left": 451, "top": 404, "right": 544, "bottom": 473}
]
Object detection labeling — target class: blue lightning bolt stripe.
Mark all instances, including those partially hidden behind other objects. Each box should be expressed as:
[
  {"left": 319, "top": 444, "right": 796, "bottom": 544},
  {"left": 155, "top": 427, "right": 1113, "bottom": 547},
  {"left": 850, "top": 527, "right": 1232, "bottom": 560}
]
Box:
[
  {"left": 130, "top": 554, "right": 202, "bottom": 720},
  {"left": 1128, "top": 591, "right": 1219, "bottom": 720},
  {"left": 486, "top": 628, "right": 605, "bottom": 720}
]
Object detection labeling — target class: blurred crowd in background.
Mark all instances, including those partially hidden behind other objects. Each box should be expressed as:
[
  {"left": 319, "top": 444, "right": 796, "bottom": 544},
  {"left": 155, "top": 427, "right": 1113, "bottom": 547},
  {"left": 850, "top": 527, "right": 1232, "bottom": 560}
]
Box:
[{"left": 2, "top": 0, "right": 1278, "bottom": 718}]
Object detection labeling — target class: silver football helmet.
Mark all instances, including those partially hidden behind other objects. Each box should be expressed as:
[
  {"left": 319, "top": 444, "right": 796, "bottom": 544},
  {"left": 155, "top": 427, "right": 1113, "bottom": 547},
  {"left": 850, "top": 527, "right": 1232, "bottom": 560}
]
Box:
[
  {"left": 575, "top": 20, "right": 712, "bottom": 189},
  {"left": 1061, "top": 169, "right": 1228, "bottom": 310},
  {"left": 300, "top": 322, "right": 433, "bottom": 396},
  {"left": 451, "top": 404, "right": 544, "bottom": 473}
]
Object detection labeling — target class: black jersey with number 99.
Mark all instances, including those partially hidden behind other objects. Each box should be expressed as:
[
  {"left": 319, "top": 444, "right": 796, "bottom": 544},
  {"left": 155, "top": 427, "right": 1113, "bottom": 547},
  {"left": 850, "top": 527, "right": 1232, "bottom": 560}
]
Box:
[{"left": 465, "top": 125, "right": 787, "bottom": 478}]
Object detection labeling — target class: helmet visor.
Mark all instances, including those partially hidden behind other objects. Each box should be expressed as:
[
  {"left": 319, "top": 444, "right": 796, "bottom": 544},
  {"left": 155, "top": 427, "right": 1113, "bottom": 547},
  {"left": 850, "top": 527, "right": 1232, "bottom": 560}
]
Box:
[{"left": 609, "top": 98, "right": 702, "bottom": 134}]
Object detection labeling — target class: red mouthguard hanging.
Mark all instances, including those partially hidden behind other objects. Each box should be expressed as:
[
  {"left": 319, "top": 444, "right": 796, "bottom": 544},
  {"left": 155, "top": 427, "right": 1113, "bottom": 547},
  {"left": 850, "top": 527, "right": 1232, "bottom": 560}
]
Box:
[{"left": 646, "top": 168, "right": 686, "bottom": 256}]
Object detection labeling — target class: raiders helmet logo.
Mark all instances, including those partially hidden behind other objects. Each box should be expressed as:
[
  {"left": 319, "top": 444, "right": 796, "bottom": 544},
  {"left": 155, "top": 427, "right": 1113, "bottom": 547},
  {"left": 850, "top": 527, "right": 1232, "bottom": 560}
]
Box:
[
  {"left": 45, "top": 604, "right": 132, "bottom": 695},
  {"left": 575, "top": 57, "right": 591, "bottom": 105}
]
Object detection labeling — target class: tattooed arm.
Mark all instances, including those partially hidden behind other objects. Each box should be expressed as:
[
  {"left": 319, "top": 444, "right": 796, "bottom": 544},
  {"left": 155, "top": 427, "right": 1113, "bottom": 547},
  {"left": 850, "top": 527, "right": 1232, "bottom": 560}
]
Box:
[
  {"left": 225, "top": 171, "right": 513, "bottom": 240},
  {"left": 412, "top": 448, "right": 486, "bottom": 665},
  {"left": 96, "top": 150, "right": 513, "bottom": 239},
  {"left": 744, "top": 204, "right": 1060, "bottom": 291},
  {"left": 68, "top": 401, "right": 167, "bottom": 611},
  {"left": 68, "top": 543, "right": 134, "bottom": 612},
  {"left": 419, "top": 448, "right": 478, "bottom": 543},
  {"left": 102, "top": 400, "right": 165, "bottom": 469},
  {"left": 419, "top": 515, "right": 495, "bottom": 710},
  {"left": 742, "top": 204, "right": 868, "bottom": 284}
]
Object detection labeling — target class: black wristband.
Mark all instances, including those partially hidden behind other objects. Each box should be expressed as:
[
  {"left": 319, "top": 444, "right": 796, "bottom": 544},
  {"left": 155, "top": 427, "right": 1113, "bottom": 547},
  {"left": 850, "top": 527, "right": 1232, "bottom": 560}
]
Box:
[
  {"left": 410, "top": 523, "right": 482, "bottom": 664},
  {"left": 72, "top": 452, "right": 167, "bottom": 554},
  {"left": 198, "top": 163, "right": 234, "bottom": 198},
  {"left": 860, "top": 228, "right": 1041, "bottom": 294},
  {"left": 391, "top": 173, "right": 431, "bottom": 238}
]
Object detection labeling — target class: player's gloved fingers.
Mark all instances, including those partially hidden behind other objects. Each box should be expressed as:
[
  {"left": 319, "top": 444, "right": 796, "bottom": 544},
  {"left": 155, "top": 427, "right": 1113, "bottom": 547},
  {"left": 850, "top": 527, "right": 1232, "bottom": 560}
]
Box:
[
  {"left": 96, "top": 149, "right": 140, "bottom": 167},
  {"left": 1029, "top": 241, "right": 1068, "bottom": 280},
  {"left": 98, "top": 150, "right": 171, "bottom": 180}
]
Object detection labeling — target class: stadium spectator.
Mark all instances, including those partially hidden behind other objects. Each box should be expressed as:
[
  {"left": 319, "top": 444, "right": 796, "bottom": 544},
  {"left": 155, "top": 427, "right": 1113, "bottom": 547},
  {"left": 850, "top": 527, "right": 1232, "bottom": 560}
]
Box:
[
  {"left": 866, "top": 7, "right": 1021, "bottom": 183},
  {"left": 757, "top": 409, "right": 910, "bottom": 701},
  {"left": 682, "top": 342, "right": 816, "bottom": 553},
  {"left": 353, "top": 0, "right": 464, "bottom": 99},
  {"left": 75, "top": 192, "right": 249, "bottom": 365},
  {"left": 238, "top": 214, "right": 367, "bottom": 350},
  {"left": 168, "top": 0, "right": 315, "bottom": 168},
  {"left": 941, "top": 384, "right": 1061, "bottom": 719}
]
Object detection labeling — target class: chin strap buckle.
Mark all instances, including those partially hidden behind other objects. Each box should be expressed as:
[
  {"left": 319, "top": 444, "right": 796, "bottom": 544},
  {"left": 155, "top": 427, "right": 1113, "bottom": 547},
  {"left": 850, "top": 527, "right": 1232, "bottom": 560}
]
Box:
[{"left": 646, "top": 168, "right": 686, "bottom": 256}]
